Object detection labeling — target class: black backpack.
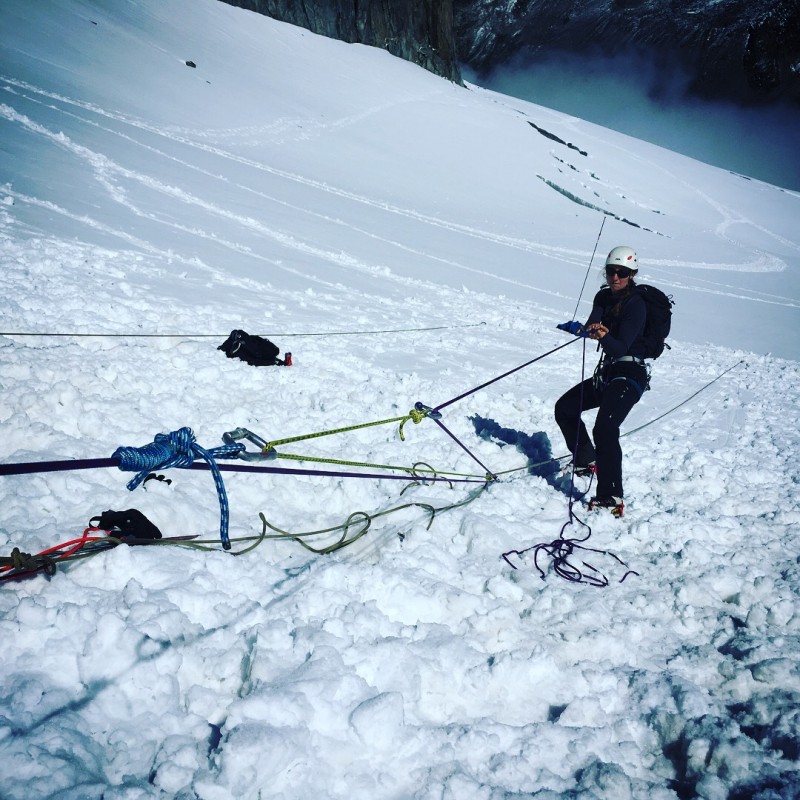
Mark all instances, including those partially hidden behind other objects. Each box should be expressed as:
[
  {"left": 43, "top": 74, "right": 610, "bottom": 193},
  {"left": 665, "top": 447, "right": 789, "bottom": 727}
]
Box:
[
  {"left": 635, "top": 284, "right": 674, "bottom": 359},
  {"left": 218, "top": 329, "right": 281, "bottom": 366}
]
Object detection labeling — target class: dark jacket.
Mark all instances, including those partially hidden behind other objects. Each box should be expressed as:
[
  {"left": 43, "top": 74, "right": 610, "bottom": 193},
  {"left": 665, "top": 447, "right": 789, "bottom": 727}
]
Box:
[{"left": 586, "top": 286, "right": 647, "bottom": 359}]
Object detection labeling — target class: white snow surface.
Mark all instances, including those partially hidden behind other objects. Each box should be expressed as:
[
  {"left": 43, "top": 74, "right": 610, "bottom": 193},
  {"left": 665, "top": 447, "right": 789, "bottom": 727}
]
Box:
[{"left": 1, "top": 1, "right": 799, "bottom": 799}]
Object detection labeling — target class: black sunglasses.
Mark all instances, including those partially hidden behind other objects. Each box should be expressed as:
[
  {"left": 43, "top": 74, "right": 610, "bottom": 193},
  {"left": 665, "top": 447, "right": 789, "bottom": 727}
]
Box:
[{"left": 605, "top": 266, "right": 634, "bottom": 279}]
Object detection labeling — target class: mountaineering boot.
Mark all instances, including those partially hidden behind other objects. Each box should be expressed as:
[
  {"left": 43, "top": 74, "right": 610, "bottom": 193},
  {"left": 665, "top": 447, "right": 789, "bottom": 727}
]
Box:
[
  {"left": 563, "top": 461, "right": 596, "bottom": 480},
  {"left": 573, "top": 462, "right": 597, "bottom": 479},
  {"left": 588, "top": 495, "right": 624, "bottom": 518}
]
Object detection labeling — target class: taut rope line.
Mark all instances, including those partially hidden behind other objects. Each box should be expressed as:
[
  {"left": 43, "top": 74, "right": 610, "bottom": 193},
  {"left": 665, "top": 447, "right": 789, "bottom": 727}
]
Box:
[{"left": 0, "top": 321, "right": 487, "bottom": 339}]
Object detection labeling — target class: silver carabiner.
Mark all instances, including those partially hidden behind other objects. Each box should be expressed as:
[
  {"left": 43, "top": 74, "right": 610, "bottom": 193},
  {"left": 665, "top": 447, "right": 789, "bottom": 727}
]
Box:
[{"left": 221, "top": 427, "right": 277, "bottom": 461}]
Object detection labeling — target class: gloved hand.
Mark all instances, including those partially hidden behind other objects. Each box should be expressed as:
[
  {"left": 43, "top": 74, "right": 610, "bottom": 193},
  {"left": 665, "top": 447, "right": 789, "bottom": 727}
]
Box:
[{"left": 557, "top": 321, "right": 586, "bottom": 337}]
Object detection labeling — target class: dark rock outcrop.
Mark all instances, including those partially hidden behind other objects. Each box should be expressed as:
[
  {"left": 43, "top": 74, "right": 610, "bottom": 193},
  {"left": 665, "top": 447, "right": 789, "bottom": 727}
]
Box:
[
  {"left": 218, "top": 0, "right": 462, "bottom": 83},
  {"left": 453, "top": 0, "right": 800, "bottom": 106}
]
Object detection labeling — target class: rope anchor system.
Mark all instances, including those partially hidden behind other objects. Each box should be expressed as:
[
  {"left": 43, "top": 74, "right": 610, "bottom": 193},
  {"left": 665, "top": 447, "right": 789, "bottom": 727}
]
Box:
[
  {"left": 113, "top": 427, "right": 247, "bottom": 550},
  {"left": 0, "top": 326, "right": 745, "bottom": 579}
]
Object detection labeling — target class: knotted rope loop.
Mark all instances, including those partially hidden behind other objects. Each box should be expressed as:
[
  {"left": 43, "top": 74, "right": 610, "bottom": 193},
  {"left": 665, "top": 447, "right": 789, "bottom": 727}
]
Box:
[
  {"left": 11, "top": 547, "right": 34, "bottom": 570},
  {"left": 113, "top": 428, "right": 242, "bottom": 490},
  {"left": 112, "top": 427, "right": 245, "bottom": 550},
  {"left": 2, "top": 547, "right": 57, "bottom": 577},
  {"left": 409, "top": 408, "right": 428, "bottom": 424},
  {"left": 398, "top": 403, "right": 437, "bottom": 441}
]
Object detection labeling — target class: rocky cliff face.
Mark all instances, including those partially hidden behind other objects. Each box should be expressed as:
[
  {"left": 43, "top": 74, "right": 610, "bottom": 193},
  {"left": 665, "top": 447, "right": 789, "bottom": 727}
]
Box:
[
  {"left": 453, "top": 0, "right": 800, "bottom": 106},
  {"left": 216, "top": 0, "right": 798, "bottom": 105},
  {"left": 218, "top": 0, "right": 462, "bottom": 83}
]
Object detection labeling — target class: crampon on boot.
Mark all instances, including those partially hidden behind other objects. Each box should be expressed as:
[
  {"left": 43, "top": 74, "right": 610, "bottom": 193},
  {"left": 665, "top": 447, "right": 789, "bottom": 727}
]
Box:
[
  {"left": 572, "top": 462, "right": 597, "bottom": 479},
  {"left": 588, "top": 495, "right": 624, "bottom": 518}
]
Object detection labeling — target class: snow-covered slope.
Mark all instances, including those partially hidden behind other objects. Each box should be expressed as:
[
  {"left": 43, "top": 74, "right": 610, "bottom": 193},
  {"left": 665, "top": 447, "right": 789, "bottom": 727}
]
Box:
[{"left": 1, "top": 1, "right": 799, "bottom": 799}]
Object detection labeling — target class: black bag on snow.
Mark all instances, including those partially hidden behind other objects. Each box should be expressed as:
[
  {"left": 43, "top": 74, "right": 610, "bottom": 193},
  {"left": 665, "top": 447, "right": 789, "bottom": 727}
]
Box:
[
  {"left": 89, "top": 509, "right": 162, "bottom": 540},
  {"left": 635, "top": 284, "right": 674, "bottom": 359},
  {"left": 218, "top": 329, "right": 281, "bottom": 366}
]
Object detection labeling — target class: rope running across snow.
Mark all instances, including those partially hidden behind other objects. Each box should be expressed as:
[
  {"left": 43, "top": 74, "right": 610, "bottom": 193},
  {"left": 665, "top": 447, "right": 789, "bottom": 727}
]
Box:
[
  {"left": 0, "top": 350, "right": 745, "bottom": 563},
  {"left": 0, "top": 321, "right": 487, "bottom": 339}
]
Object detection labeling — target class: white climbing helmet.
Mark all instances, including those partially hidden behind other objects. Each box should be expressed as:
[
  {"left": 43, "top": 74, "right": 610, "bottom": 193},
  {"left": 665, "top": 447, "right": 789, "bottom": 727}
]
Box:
[{"left": 605, "top": 245, "right": 638, "bottom": 272}]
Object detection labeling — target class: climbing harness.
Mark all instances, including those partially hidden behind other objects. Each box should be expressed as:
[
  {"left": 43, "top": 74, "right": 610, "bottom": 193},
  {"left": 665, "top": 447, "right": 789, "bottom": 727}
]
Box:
[
  {"left": 592, "top": 354, "right": 651, "bottom": 397},
  {"left": 500, "top": 336, "right": 639, "bottom": 586}
]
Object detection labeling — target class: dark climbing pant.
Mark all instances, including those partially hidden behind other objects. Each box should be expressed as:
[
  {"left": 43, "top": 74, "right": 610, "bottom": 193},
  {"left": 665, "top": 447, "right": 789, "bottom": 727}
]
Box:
[{"left": 554, "top": 375, "right": 643, "bottom": 498}]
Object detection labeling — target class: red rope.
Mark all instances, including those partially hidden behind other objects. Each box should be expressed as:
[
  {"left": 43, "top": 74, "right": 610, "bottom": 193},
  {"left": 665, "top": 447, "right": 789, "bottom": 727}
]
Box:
[{"left": 0, "top": 527, "right": 111, "bottom": 581}]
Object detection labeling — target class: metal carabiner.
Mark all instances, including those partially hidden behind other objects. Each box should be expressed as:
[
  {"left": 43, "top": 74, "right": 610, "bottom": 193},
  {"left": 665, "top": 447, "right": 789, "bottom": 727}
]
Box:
[
  {"left": 221, "top": 427, "right": 277, "bottom": 461},
  {"left": 414, "top": 401, "right": 442, "bottom": 420}
]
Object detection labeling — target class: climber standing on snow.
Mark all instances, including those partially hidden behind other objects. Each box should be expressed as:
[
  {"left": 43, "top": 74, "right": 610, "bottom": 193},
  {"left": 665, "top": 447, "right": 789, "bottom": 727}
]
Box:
[{"left": 554, "top": 246, "right": 650, "bottom": 518}]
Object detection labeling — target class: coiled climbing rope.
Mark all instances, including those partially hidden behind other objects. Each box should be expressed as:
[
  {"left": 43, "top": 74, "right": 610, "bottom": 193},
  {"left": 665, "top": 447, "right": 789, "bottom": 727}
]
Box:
[{"left": 113, "top": 427, "right": 246, "bottom": 550}]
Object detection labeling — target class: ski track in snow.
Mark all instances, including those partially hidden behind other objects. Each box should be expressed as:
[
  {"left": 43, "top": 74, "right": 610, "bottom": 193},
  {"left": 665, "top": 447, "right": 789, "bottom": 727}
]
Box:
[
  {"left": 4, "top": 73, "right": 799, "bottom": 315},
  {"left": 2, "top": 82, "right": 594, "bottom": 307}
]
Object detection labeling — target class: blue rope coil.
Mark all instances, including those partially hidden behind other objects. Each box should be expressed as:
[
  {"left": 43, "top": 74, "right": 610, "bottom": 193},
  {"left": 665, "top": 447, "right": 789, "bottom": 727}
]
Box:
[{"left": 112, "top": 427, "right": 245, "bottom": 550}]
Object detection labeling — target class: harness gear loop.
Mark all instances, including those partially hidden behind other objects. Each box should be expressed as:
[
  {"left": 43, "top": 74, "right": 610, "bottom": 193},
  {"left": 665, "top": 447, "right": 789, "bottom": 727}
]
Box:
[{"left": 593, "top": 354, "right": 650, "bottom": 397}]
